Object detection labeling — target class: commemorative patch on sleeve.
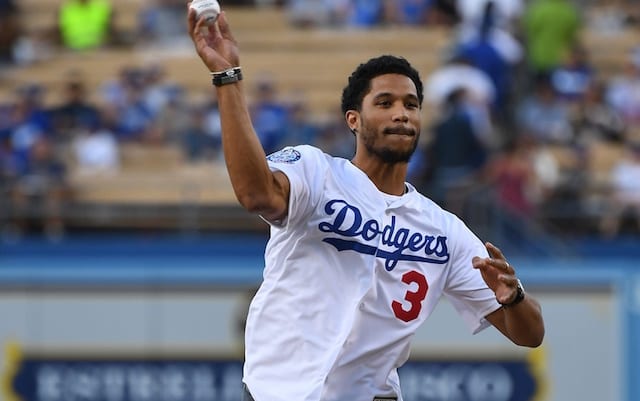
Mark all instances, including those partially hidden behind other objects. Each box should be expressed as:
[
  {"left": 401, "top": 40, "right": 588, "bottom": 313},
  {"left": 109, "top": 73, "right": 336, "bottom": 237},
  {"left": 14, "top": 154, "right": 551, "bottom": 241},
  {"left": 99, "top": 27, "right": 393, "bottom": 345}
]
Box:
[{"left": 266, "top": 148, "right": 302, "bottom": 164}]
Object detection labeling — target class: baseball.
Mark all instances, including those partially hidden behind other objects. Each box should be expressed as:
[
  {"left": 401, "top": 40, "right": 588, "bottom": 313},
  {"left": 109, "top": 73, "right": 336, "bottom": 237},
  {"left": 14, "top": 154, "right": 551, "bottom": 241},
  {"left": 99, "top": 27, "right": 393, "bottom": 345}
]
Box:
[{"left": 190, "top": 0, "right": 221, "bottom": 24}]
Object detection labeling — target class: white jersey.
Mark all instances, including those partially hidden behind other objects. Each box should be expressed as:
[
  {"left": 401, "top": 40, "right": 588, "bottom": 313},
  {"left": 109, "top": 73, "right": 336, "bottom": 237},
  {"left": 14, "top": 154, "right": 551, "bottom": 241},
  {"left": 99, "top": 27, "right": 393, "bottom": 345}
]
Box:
[{"left": 243, "top": 145, "right": 500, "bottom": 401}]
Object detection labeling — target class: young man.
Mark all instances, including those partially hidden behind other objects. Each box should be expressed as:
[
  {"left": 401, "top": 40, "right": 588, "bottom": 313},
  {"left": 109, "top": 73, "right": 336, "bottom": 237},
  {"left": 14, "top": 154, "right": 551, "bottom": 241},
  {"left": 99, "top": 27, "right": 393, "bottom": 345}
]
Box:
[{"left": 187, "top": 7, "right": 544, "bottom": 401}]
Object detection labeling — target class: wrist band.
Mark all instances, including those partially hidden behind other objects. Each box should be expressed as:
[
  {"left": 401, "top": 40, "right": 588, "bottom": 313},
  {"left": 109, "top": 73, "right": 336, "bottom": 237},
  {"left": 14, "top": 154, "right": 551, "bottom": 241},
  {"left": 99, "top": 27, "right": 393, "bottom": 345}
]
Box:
[
  {"left": 211, "top": 67, "right": 243, "bottom": 86},
  {"left": 501, "top": 279, "right": 525, "bottom": 308}
]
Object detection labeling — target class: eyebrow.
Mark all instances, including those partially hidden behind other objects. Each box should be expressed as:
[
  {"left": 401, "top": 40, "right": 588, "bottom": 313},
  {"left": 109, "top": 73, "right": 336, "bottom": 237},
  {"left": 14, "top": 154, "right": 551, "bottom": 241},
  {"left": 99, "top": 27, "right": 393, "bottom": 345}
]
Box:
[{"left": 373, "top": 92, "right": 419, "bottom": 101}]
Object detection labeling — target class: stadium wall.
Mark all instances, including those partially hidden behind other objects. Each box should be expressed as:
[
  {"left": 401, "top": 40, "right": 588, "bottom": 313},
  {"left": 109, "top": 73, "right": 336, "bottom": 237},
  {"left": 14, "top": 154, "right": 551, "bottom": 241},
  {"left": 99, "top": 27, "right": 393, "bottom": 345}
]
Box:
[{"left": 0, "top": 235, "right": 638, "bottom": 401}]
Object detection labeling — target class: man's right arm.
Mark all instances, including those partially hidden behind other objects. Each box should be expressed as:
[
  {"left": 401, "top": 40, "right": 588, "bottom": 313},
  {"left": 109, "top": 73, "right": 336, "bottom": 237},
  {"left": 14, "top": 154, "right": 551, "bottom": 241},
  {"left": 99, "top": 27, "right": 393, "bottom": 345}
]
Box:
[
  {"left": 187, "top": 7, "right": 289, "bottom": 222},
  {"left": 216, "top": 82, "right": 290, "bottom": 222}
]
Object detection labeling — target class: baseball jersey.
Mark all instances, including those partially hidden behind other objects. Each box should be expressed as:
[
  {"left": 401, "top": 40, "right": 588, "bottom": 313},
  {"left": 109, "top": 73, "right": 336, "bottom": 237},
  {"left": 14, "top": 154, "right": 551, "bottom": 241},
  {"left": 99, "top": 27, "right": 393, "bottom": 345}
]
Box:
[{"left": 243, "top": 145, "right": 501, "bottom": 401}]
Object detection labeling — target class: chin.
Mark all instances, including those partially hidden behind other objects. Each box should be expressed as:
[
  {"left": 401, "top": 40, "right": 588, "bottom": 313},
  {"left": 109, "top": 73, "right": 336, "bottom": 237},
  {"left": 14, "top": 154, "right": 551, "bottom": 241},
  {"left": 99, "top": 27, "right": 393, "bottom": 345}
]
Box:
[{"left": 375, "top": 147, "right": 415, "bottom": 164}]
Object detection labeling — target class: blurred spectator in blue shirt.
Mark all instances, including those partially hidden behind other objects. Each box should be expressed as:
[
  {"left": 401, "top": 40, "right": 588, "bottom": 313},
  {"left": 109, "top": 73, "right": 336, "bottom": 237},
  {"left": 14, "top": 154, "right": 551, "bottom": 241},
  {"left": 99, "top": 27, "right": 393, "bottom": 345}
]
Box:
[
  {"left": 550, "top": 44, "right": 595, "bottom": 103},
  {"left": 7, "top": 85, "right": 53, "bottom": 165},
  {"left": 101, "top": 67, "right": 158, "bottom": 143},
  {"left": 249, "top": 75, "right": 290, "bottom": 155},
  {"left": 282, "top": 96, "right": 320, "bottom": 146},
  {"left": 516, "top": 73, "right": 573, "bottom": 145},
  {"left": 605, "top": 48, "right": 640, "bottom": 129},
  {"left": 386, "top": 0, "right": 433, "bottom": 26},
  {"left": 346, "top": 0, "right": 387, "bottom": 27}
]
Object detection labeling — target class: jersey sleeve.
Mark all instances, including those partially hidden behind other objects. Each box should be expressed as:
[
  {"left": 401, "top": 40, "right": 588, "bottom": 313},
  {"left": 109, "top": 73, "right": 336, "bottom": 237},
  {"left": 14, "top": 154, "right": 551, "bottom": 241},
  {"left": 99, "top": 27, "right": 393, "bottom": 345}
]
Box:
[
  {"left": 265, "top": 145, "right": 326, "bottom": 227},
  {"left": 442, "top": 216, "right": 501, "bottom": 334}
]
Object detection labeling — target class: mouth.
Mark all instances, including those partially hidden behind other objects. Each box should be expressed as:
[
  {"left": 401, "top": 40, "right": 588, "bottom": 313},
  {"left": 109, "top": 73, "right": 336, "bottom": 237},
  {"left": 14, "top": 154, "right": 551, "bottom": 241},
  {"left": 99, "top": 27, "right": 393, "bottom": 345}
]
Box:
[{"left": 383, "top": 127, "right": 416, "bottom": 137}]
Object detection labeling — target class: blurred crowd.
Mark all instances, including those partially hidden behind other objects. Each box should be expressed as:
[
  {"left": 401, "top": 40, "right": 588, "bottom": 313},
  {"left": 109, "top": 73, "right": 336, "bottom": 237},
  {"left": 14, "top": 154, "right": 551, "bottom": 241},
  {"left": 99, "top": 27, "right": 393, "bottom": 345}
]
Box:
[{"left": 1, "top": 0, "right": 640, "bottom": 244}]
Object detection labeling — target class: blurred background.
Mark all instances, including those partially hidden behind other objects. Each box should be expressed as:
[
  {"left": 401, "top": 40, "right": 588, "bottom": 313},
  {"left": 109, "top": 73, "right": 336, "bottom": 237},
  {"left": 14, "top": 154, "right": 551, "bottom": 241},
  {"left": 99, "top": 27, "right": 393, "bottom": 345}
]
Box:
[{"left": 0, "top": 0, "right": 639, "bottom": 400}]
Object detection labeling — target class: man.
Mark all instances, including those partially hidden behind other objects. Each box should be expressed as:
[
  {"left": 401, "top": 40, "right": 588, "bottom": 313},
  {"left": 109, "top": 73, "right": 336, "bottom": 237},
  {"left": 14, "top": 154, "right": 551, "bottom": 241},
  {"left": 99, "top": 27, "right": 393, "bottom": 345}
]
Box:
[
  {"left": 57, "top": 0, "right": 114, "bottom": 51},
  {"left": 187, "top": 7, "right": 544, "bottom": 401}
]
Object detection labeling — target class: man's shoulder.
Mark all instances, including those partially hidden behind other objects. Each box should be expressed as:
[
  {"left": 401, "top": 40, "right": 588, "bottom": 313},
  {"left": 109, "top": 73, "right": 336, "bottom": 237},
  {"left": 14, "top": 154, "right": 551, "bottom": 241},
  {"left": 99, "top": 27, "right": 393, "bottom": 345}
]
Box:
[{"left": 266, "top": 145, "right": 338, "bottom": 166}]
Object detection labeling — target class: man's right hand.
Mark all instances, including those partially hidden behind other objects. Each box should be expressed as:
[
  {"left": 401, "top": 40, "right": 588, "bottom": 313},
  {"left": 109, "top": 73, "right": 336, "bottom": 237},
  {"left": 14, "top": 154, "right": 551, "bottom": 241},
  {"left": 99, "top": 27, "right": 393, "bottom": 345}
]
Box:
[{"left": 187, "top": 4, "right": 240, "bottom": 74}]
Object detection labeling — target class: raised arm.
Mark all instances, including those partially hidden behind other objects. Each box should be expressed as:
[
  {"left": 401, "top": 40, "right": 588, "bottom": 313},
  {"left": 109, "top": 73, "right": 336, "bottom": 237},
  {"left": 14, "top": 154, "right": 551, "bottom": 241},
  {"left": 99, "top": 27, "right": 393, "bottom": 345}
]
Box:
[
  {"left": 474, "top": 243, "right": 545, "bottom": 347},
  {"left": 187, "top": 6, "right": 289, "bottom": 222}
]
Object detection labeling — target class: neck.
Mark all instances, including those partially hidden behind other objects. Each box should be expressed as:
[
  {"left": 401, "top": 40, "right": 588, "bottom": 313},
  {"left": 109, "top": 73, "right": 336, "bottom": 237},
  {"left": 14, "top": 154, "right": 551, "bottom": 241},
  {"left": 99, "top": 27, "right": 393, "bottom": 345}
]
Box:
[{"left": 351, "top": 156, "right": 408, "bottom": 196}]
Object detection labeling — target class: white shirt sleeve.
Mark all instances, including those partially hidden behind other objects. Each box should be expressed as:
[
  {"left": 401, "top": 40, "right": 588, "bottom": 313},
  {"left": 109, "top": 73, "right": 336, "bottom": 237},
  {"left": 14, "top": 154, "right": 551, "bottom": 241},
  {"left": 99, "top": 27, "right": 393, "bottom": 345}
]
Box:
[
  {"left": 443, "top": 216, "right": 501, "bottom": 334},
  {"left": 265, "top": 145, "right": 327, "bottom": 227}
]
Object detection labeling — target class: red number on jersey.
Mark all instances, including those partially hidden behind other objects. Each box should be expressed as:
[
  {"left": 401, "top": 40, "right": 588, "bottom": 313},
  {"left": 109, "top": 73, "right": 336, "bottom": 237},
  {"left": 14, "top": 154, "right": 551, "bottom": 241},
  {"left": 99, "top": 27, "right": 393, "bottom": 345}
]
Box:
[{"left": 392, "top": 270, "right": 428, "bottom": 322}]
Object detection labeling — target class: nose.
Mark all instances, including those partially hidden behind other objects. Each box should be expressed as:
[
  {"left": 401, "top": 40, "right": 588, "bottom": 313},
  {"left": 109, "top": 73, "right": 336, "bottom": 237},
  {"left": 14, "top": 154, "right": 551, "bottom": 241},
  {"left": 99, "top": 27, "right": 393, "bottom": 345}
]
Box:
[{"left": 392, "top": 105, "right": 409, "bottom": 123}]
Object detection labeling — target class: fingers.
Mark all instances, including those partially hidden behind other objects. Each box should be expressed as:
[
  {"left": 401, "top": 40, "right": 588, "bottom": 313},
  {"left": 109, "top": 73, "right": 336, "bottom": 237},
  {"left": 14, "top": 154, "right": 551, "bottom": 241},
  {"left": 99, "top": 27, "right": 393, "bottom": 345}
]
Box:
[
  {"left": 485, "top": 242, "right": 512, "bottom": 272},
  {"left": 485, "top": 242, "right": 505, "bottom": 260},
  {"left": 498, "top": 274, "right": 518, "bottom": 286},
  {"left": 217, "top": 12, "right": 236, "bottom": 43},
  {"left": 473, "top": 245, "right": 513, "bottom": 275},
  {"left": 187, "top": 5, "right": 197, "bottom": 37}
]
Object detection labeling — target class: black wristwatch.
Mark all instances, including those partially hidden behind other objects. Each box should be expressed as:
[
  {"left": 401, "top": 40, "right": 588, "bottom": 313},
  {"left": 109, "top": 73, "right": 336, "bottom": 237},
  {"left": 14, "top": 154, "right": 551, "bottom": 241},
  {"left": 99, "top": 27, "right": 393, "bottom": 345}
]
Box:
[{"left": 501, "top": 279, "right": 525, "bottom": 308}]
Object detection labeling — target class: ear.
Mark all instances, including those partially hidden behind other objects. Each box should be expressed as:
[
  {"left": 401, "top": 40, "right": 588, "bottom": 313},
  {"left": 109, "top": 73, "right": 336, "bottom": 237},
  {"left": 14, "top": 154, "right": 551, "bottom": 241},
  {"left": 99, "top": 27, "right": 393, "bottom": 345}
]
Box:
[{"left": 345, "top": 110, "right": 360, "bottom": 133}]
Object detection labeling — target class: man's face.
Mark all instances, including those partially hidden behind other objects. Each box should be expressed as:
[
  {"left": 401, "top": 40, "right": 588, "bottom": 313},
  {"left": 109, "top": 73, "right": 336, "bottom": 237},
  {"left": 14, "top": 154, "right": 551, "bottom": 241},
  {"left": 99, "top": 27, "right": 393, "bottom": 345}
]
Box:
[{"left": 348, "top": 74, "right": 421, "bottom": 164}]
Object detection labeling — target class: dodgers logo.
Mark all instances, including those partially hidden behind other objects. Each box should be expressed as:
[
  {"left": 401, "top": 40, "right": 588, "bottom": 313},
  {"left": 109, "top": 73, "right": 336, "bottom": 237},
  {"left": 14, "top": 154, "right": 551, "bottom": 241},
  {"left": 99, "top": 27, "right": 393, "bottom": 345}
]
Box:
[
  {"left": 266, "top": 148, "right": 301, "bottom": 164},
  {"left": 318, "top": 199, "right": 450, "bottom": 271}
]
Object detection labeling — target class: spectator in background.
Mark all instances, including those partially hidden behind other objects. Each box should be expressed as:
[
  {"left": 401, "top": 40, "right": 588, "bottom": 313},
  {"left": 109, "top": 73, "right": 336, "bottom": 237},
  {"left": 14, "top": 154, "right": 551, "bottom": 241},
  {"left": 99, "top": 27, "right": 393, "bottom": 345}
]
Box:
[
  {"left": 599, "top": 141, "right": 640, "bottom": 237},
  {"left": 386, "top": 0, "right": 433, "bottom": 26},
  {"left": 154, "top": 84, "right": 192, "bottom": 145},
  {"left": 249, "top": 75, "right": 290, "bottom": 155},
  {"left": 286, "top": 0, "right": 349, "bottom": 28},
  {"left": 482, "top": 135, "right": 542, "bottom": 246},
  {"left": 345, "top": 0, "right": 387, "bottom": 27},
  {"left": 71, "top": 113, "right": 120, "bottom": 176},
  {"left": 516, "top": 72, "right": 573, "bottom": 145},
  {"left": 550, "top": 44, "right": 595, "bottom": 103},
  {"left": 605, "top": 47, "right": 640, "bottom": 130},
  {"left": 428, "top": 0, "right": 460, "bottom": 26},
  {"left": 282, "top": 96, "right": 320, "bottom": 146},
  {"left": 454, "top": 1, "right": 519, "bottom": 133},
  {"left": 484, "top": 134, "right": 573, "bottom": 249},
  {"left": 181, "top": 106, "right": 219, "bottom": 162},
  {"left": 102, "top": 67, "right": 159, "bottom": 143},
  {"left": 57, "top": 0, "right": 115, "bottom": 51},
  {"left": 315, "top": 106, "right": 354, "bottom": 159},
  {"left": 456, "top": 0, "right": 524, "bottom": 36},
  {"left": 7, "top": 85, "right": 53, "bottom": 165},
  {"left": 425, "top": 54, "right": 496, "bottom": 147},
  {"left": 142, "top": 64, "right": 177, "bottom": 118},
  {"left": 50, "top": 73, "right": 101, "bottom": 145},
  {"left": 138, "top": 0, "right": 189, "bottom": 44},
  {"left": 571, "top": 80, "right": 626, "bottom": 147},
  {"left": 418, "top": 88, "right": 489, "bottom": 211},
  {"left": 199, "top": 89, "right": 223, "bottom": 158},
  {"left": 0, "top": 0, "right": 19, "bottom": 65},
  {"left": 7, "top": 136, "right": 69, "bottom": 241},
  {"left": 523, "top": 0, "right": 581, "bottom": 75}
]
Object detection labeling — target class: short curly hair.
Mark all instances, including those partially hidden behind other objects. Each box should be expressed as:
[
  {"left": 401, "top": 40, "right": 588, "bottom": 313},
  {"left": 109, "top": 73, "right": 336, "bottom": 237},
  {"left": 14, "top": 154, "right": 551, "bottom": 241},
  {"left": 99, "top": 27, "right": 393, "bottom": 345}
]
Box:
[{"left": 340, "top": 55, "right": 424, "bottom": 115}]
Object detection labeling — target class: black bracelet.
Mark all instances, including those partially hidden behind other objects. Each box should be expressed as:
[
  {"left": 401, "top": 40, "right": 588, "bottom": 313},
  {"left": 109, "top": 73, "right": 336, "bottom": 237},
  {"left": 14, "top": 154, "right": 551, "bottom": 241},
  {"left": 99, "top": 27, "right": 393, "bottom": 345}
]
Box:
[
  {"left": 501, "top": 280, "right": 525, "bottom": 308},
  {"left": 211, "top": 67, "right": 243, "bottom": 86}
]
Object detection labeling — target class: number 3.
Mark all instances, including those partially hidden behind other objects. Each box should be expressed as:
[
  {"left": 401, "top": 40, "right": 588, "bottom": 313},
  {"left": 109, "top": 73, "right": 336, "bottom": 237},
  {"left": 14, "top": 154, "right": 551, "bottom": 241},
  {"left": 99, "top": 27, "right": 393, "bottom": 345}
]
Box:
[{"left": 392, "top": 270, "right": 428, "bottom": 322}]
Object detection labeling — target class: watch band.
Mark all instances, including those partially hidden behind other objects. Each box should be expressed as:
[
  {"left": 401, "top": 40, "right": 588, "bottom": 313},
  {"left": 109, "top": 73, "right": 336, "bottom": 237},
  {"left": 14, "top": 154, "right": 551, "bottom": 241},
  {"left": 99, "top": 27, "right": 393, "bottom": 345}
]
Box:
[
  {"left": 211, "top": 67, "right": 243, "bottom": 87},
  {"left": 501, "top": 279, "right": 525, "bottom": 308}
]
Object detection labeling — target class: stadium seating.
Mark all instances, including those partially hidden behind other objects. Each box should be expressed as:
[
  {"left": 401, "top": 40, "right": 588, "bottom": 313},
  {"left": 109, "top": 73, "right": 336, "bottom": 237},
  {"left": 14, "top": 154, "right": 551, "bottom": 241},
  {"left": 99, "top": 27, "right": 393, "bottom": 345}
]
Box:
[{"left": 3, "top": 2, "right": 638, "bottom": 230}]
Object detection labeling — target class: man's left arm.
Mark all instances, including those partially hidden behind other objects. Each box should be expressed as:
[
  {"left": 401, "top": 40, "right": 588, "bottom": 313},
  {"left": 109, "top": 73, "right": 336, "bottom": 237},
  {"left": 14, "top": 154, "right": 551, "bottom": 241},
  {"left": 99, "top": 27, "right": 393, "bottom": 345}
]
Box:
[{"left": 474, "top": 242, "right": 545, "bottom": 347}]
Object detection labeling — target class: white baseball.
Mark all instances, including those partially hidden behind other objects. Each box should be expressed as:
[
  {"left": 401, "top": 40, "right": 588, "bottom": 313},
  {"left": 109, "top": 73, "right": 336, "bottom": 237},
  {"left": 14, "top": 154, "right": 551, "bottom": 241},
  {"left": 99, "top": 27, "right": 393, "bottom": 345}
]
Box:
[{"left": 190, "top": 0, "right": 221, "bottom": 24}]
